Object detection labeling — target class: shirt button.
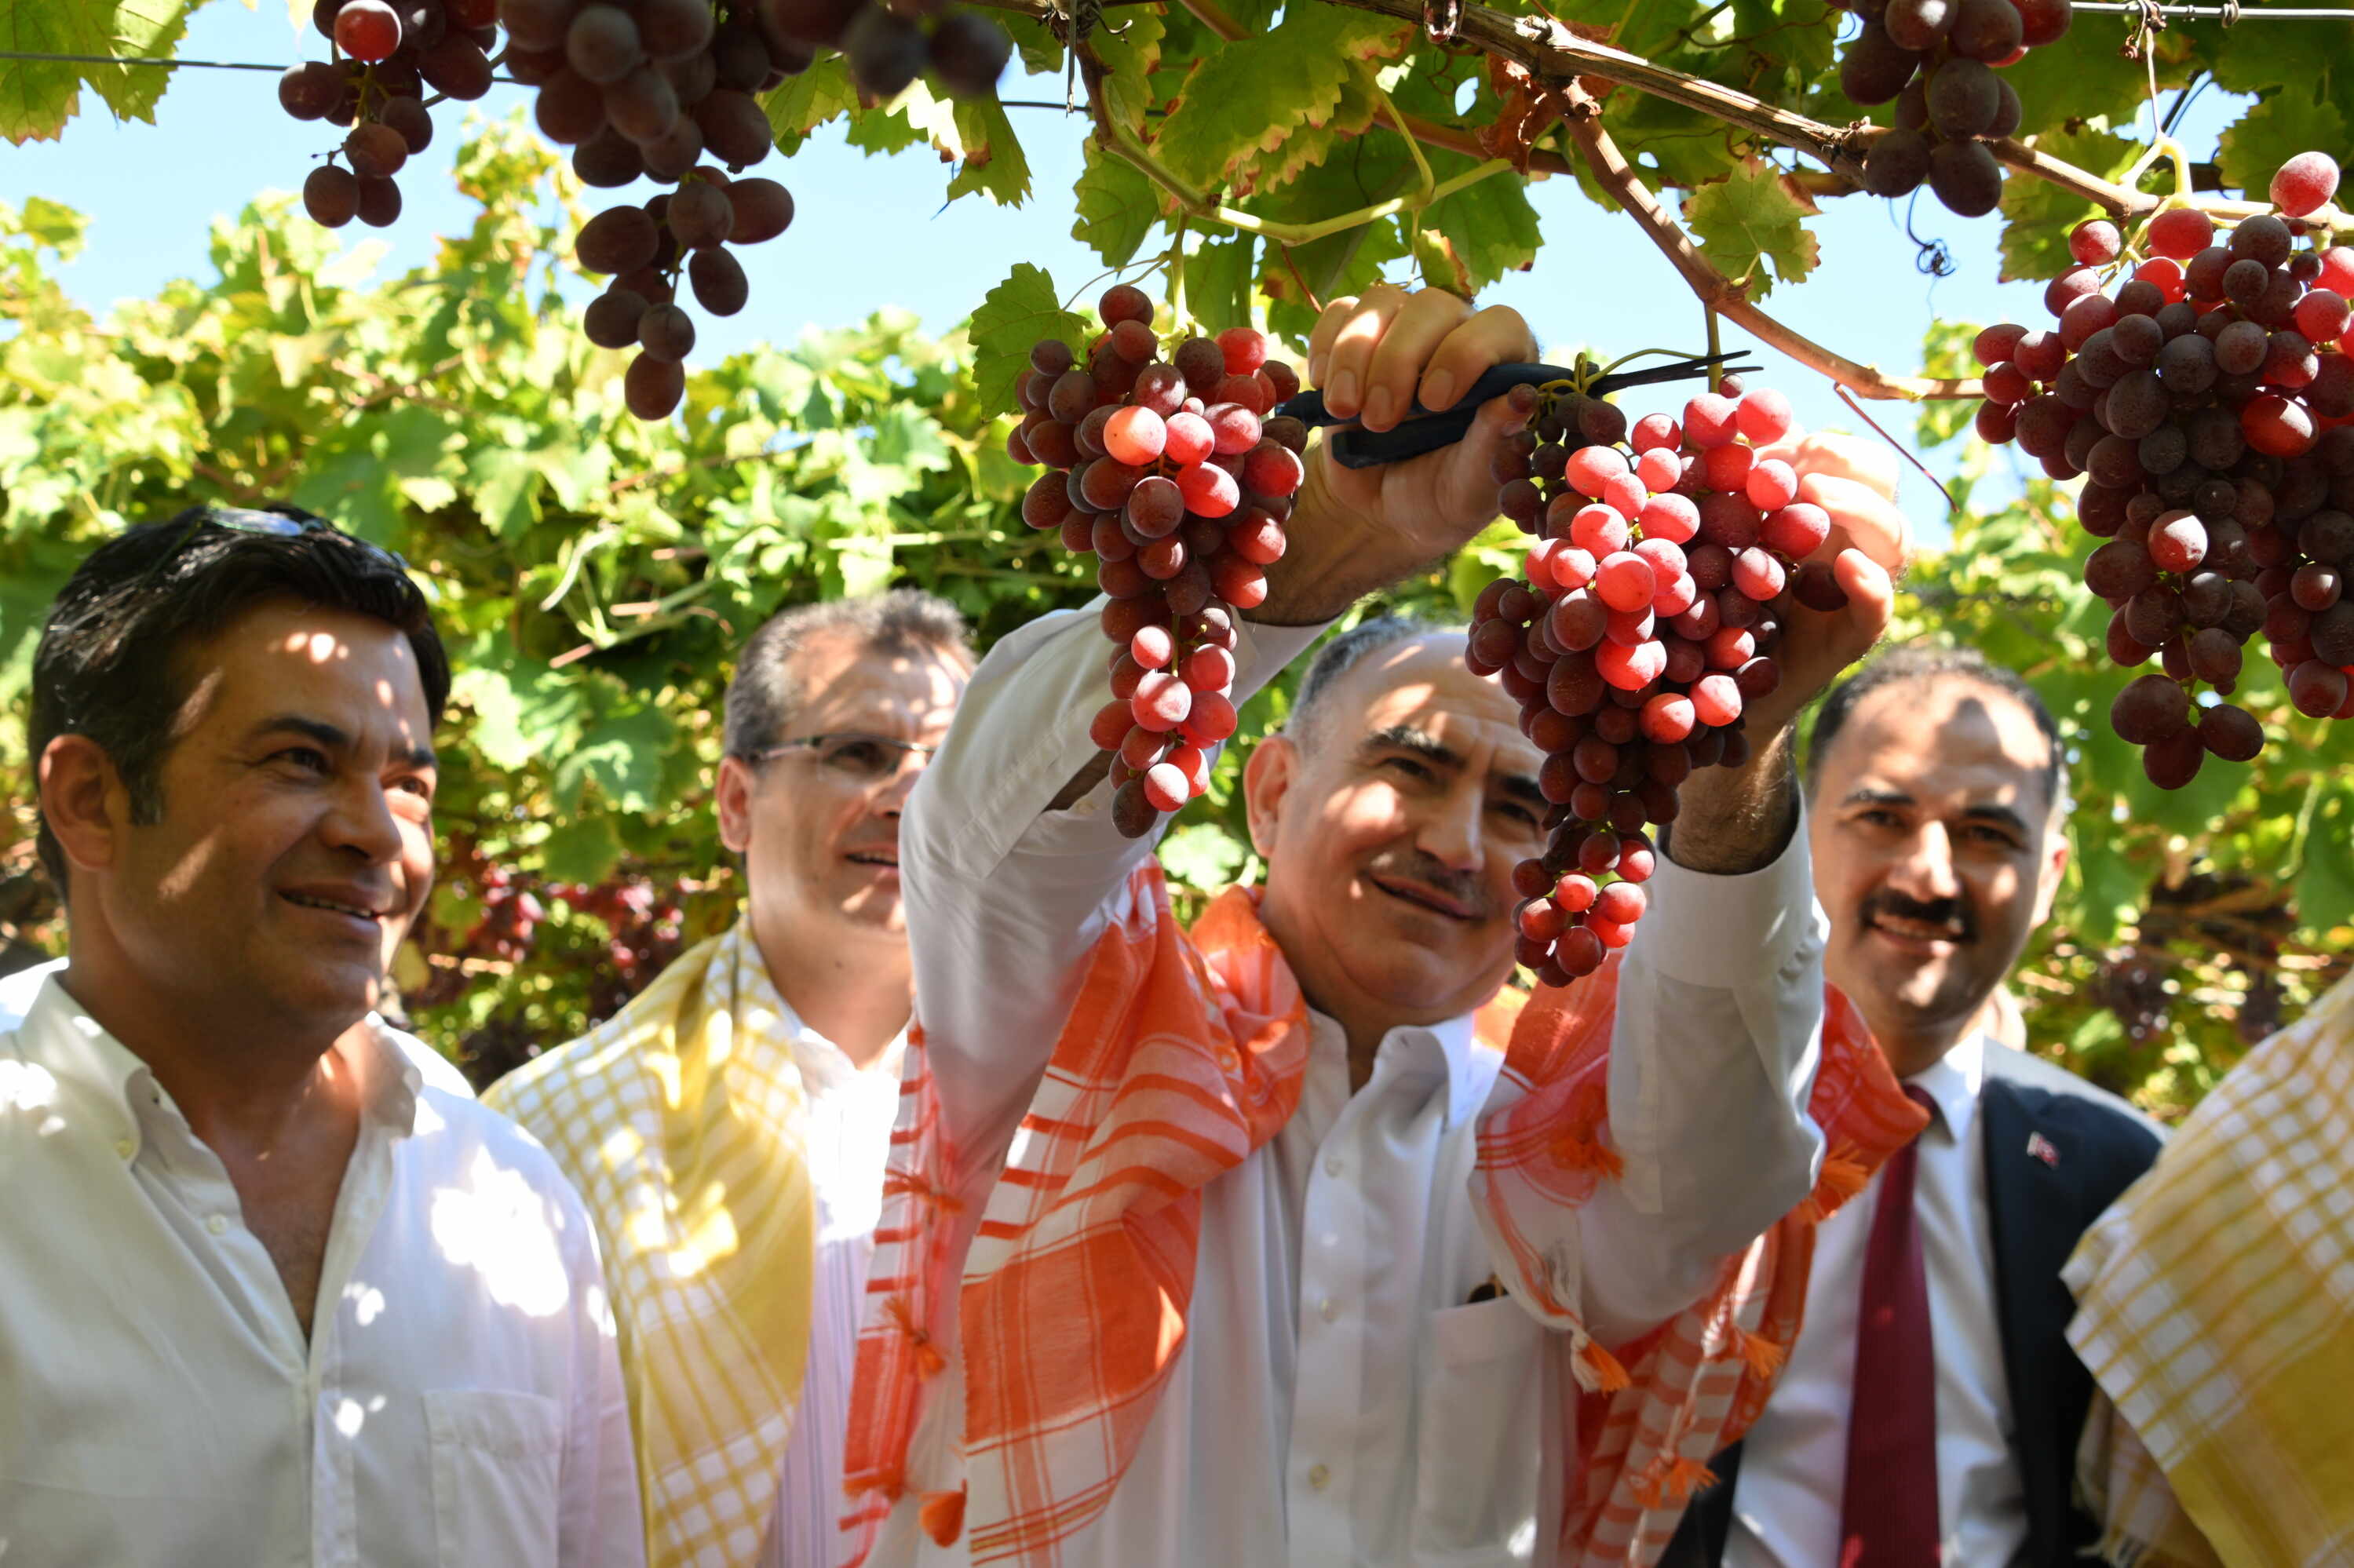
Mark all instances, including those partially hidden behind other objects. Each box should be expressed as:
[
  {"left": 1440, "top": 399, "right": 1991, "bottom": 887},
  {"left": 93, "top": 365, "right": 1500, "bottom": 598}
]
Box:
[
  {"left": 1318, "top": 1297, "right": 1338, "bottom": 1323},
  {"left": 1323, "top": 1154, "right": 1344, "bottom": 1177},
  {"left": 1308, "top": 1463, "right": 1331, "bottom": 1491},
  {"left": 114, "top": 1138, "right": 135, "bottom": 1159},
  {"left": 206, "top": 1214, "right": 229, "bottom": 1236}
]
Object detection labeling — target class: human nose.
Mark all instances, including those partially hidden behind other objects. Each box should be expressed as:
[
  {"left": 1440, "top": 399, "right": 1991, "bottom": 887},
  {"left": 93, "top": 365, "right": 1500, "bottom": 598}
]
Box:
[
  {"left": 1886, "top": 821, "right": 1962, "bottom": 902},
  {"left": 1413, "top": 779, "right": 1485, "bottom": 875},
  {"left": 874, "top": 750, "right": 929, "bottom": 815},
  {"left": 326, "top": 777, "right": 409, "bottom": 866}
]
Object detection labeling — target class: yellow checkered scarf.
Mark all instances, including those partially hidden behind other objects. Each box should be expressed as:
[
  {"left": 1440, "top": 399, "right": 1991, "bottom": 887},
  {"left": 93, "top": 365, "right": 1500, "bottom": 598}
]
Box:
[
  {"left": 2066, "top": 968, "right": 2354, "bottom": 1568},
  {"left": 487, "top": 923, "right": 817, "bottom": 1568}
]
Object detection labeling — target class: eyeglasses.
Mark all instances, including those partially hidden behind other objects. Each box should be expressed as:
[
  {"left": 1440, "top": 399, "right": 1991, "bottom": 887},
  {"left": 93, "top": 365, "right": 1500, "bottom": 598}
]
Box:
[{"left": 742, "top": 731, "right": 940, "bottom": 785}]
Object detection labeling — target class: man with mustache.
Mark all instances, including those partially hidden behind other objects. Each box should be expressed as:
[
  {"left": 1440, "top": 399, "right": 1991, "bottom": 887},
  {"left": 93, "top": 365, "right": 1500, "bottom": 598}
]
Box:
[
  {"left": 1664, "top": 643, "right": 2165, "bottom": 1568},
  {"left": 835, "top": 286, "right": 1918, "bottom": 1567},
  {"left": 1, "top": 504, "right": 642, "bottom": 1566},
  {"left": 485, "top": 591, "right": 973, "bottom": 1568}
]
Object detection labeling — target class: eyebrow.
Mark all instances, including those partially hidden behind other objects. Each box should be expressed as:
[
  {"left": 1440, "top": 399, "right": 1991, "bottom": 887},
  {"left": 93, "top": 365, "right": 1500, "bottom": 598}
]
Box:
[
  {"left": 251, "top": 714, "right": 437, "bottom": 771},
  {"left": 1841, "top": 786, "right": 2031, "bottom": 838},
  {"left": 1362, "top": 724, "right": 1548, "bottom": 811}
]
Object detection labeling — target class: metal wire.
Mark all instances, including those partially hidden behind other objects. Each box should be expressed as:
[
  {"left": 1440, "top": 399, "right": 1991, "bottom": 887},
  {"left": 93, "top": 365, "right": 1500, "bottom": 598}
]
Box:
[{"left": 2070, "top": 2, "right": 2354, "bottom": 16}]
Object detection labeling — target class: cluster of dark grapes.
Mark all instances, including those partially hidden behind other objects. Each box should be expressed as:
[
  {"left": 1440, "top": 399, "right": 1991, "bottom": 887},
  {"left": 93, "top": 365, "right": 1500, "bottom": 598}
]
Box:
[
  {"left": 498, "top": 0, "right": 1008, "bottom": 418},
  {"left": 548, "top": 877, "right": 688, "bottom": 1009},
  {"left": 1473, "top": 382, "right": 1850, "bottom": 990},
  {"left": 1838, "top": 0, "right": 2073, "bottom": 216},
  {"left": 2092, "top": 943, "right": 2174, "bottom": 1045},
  {"left": 1970, "top": 152, "right": 2354, "bottom": 786},
  {"left": 466, "top": 864, "right": 547, "bottom": 964},
  {"left": 1009, "top": 286, "right": 1308, "bottom": 837},
  {"left": 282, "top": 0, "right": 501, "bottom": 230}
]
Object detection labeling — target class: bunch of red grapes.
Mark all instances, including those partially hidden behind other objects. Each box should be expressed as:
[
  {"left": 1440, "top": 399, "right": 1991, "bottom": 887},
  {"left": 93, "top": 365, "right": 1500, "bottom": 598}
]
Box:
[
  {"left": 1970, "top": 151, "right": 2354, "bottom": 786},
  {"left": 1009, "top": 286, "right": 1308, "bottom": 837},
  {"left": 1473, "top": 381, "right": 1849, "bottom": 990},
  {"left": 466, "top": 865, "right": 547, "bottom": 964},
  {"left": 282, "top": 0, "right": 501, "bottom": 231},
  {"left": 496, "top": 0, "right": 1007, "bottom": 419},
  {"left": 1838, "top": 0, "right": 2072, "bottom": 217}
]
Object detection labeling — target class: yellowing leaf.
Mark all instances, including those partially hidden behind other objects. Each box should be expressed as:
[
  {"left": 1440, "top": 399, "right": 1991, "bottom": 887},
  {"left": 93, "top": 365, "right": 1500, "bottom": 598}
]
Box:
[
  {"left": 947, "top": 95, "right": 1031, "bottom": 206},
  {"left": 1681, "top": 157, "right": 1821, "bottom": 299},
  {"left": 1153, "top": 7, "right": 1409, "bottom": 192}
]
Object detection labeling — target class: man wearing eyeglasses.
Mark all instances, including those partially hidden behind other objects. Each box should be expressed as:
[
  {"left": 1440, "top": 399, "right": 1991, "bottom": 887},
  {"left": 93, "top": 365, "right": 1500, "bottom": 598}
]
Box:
[
  {"left": 2, "top": 505, "right": 644, "bottom": 1566},
  {"left": 485, "top": 590, "right": 974, "bottom": 1568}
]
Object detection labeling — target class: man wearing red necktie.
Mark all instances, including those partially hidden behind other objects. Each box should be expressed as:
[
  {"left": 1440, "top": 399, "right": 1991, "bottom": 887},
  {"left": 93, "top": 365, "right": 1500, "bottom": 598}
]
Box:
[{"left": 1665, "top": 643, "right": 2164, "bottom": 1568}]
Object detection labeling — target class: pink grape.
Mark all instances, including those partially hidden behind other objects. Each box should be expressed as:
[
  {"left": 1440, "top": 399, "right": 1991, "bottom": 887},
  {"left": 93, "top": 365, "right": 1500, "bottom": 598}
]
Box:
[
  {"left": 1104, "top": 406, "right": 1166, "bottom": 465},
  {"left": 1163, "top": 410, "right": 1213, "bottom": 465},
  {"left": 2271, "top": 151, "right": 2341, "bottom": 219},
  {"left": 1735, "top": 387, "right": 1795, "bottom": 443},
  {"left": 1595, "top": 552, "right": 1657, "bottom": 613}
]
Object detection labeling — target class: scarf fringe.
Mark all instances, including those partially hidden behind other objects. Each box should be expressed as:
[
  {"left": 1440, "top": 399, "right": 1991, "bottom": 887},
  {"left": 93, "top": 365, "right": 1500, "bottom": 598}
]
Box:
[
  {"left": 881, "top": 1170, "right": 966, "bottom": 1215},
  {"left": 1632, "top": 1453, "right": 1719, "bottom": 1509},
  {"left": 1573, "top": 1335, "right": 1631, "bottom": 1394},
  {"left": 1798, "top": 1143, "right": 1871, "bottom": 1223},
  {"left": 1735, "top": 1326, "right": 1786, "bottom": 1379},
  {"left": 885, "top": 1296, "right": 946, "bottom": 1380},
  {"left": 920, "top": 1487, "right": 968, "bottom": 1546}
]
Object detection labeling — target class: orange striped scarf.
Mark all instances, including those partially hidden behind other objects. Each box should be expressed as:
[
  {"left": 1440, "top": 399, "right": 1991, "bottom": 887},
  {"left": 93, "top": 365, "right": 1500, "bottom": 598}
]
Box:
[{"left": 841, "top": 866, "right": 1920, "bottom": 1565}]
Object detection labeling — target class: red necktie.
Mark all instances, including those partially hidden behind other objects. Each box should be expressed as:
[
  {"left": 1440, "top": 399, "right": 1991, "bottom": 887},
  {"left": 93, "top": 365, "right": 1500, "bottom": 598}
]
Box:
[{"left": 1838, "top": 1085, "right": 1940, "bottom": 1567}]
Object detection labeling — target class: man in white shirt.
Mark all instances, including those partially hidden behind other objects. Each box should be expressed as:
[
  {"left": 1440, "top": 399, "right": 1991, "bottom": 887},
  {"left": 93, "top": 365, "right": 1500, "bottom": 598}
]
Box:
[
  {"left": 1665, "top": 644, "right": 2164, "bottom": 1568},
  {"left": 0, "top": 503, "right": 643, "bottom": 1567},
  {"left": 847, "top": 286, "right": 1916, "bottom": 1566},
  {"left": 484, "top": 592, "right": 973, "bottom": 1568}
]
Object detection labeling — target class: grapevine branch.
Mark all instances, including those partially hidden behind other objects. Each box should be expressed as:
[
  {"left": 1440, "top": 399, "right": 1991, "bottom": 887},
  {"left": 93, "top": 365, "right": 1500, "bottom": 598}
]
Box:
[{"left": 1558, "top": 88, "right": 1984, "bottom": 402}]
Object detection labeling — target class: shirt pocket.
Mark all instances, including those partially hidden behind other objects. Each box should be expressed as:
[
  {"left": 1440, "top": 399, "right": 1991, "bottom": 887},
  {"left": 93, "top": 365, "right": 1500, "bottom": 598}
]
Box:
[
  {"left": 1411, "top": 1295, "right": 1548, "bottom": 1566},
  {"left": 425, "top": 1387, "right": 565, "bottom": 1568}
]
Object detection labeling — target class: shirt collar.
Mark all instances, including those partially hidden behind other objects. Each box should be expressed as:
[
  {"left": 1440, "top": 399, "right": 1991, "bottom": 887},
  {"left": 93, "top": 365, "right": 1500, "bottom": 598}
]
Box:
[
  {"left": 1903, "top": 1030, "right": 1986, "bottom": 1146},
  {"left": 724, "top": 921, "right": 907, "bottom": 1096},
  {"left": 1336, "top": 1008, "right": 1497, "bottom": 1129},
  {"left": 11, "top": 969, "right": 422, "bottom": 1152}
]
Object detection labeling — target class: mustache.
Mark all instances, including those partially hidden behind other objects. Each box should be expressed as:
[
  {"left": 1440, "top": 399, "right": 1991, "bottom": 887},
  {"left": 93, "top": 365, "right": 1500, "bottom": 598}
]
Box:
[
  {"left": 1859, "top": 888, "right": 1977, "bottom": 943},
  {"left": 1365, "top": 851, "right": 1495, "bottom": 921}
]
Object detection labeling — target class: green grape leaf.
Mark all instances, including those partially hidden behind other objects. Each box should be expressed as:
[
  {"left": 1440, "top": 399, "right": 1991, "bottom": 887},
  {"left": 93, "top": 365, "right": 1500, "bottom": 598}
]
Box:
[
  {"left": 1998, "top": 127, "right": 2134, "bottom": 283},
  {"left": 2215, "top": 91, "right": 2350, "bottom": 205},
  {"left": 1154, "top": 9, "right": 1409, "bottom": 192},
  {"left": 0, "top": 1, "right": 192, "bottom": 143},
  {"left": 1996, "top": 25, "right": 2176, "bottom": 141},
  {"left": 967, "top": 263, "right": 1088, "bottom": 419},
  {"left": 1423, "top": 155, "right": 1542, "bottom": 293},
  {"left": 1072, "top": 141, "right": 1160, "bottom": 268},
  {"left": 1093, "top": 7, "right": 1167, "bottom": 137},
  {"left": 1681, "top": 157, "right": 1821, "bottom": 298},
  {"left": 947, "top": 94, "right": 1032, "bottom": 206},
  {"left": 2210, "top": 5, "right": 2354, "bottom": 97},
  {"left": 1182, "top": 232, "right": 1256, "bottom": 333},
  {"left": 762, "top": 55, "right": 859, "bottom": 155}
]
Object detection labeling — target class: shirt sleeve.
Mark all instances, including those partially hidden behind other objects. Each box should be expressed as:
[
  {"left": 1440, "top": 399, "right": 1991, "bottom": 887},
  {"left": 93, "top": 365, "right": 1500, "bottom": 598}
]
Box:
[
  {"left": 1575, "top": 814, "right": 1829, "bottom": 1347},
  {"left": 557, "top": 1187, "right": 650, "bottom": 1568},
  {"left": 900, "top": 602, "right": 1328, "bottom": 1185}
]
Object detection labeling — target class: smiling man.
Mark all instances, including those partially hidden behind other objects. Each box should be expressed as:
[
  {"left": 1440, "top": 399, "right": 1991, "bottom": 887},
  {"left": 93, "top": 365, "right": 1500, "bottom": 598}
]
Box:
[
  {"left": 1664, "top": 642, "right": 2164, "bottom": 1568},
  {"left": 837, "top": 286, "right": 1922, "bottom": 1568},
  {"left": 0, "top": 505, "right": 642, "bottom": 1567},
  {"left": 484, "top": 590, "right": 973, "bottom": 1568}
]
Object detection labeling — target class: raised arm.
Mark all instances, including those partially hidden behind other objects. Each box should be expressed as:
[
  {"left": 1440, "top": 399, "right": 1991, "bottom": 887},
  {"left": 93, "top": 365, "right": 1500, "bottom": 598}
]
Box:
[{"left": 899, "top": 606, "right": 1323, "bottom": 1183}]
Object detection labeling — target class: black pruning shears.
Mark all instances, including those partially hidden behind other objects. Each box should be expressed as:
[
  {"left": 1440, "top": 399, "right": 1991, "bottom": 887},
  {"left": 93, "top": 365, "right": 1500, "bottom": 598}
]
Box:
[{"left": 1274, "top": 352, "right": 1764, "bottom": 469}]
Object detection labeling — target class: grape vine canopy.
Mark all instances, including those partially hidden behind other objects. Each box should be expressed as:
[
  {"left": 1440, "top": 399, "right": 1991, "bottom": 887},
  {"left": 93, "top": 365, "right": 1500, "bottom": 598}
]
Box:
[{"left": 0, "top": 0, "right": 2349, "bottom": 1117}]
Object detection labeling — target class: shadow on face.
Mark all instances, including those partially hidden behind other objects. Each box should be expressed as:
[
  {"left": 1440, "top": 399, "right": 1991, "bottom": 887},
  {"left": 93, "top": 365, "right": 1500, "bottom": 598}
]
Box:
[
  {"left": 1247, "top": 633, "right": 1549, "bottom": 1037},
  {"left": 1806, "top": 676, "right": 2067, "bottom": 1071},
  {"left": 715, "top": 633, "right": 969, "bottom": 958},
  {"left": 76, "top": 600, "right": 438, "bottom": 1040}
]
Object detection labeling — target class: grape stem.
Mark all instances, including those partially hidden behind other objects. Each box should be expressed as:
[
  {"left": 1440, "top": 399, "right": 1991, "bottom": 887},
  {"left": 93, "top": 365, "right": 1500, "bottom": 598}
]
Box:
[{"left": 1558, "top": 86, "right": 1984, "bottom": 403}]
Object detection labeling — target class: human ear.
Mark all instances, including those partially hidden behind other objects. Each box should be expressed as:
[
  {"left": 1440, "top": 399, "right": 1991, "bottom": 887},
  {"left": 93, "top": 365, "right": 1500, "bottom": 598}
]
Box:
[
  {"left": 715, "top": 754, "right": 758, "bottom": 855},
  {"left": 1242, "top": 735, "right": 1298, "bottom": 859},
  {"left": 38, "top": 735, "right": 132, "bottom": 882}
]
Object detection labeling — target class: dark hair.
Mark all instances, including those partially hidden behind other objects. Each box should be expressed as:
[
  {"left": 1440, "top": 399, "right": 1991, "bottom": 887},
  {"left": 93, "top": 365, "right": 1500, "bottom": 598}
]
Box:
[
  {"left": 1285, "top": 615, "right": 1454, "bottom": 749},
  {"left": 1806, "top": 641, "right": 2064, "bottom": 811},
  {"left": 29, "top": 503, "right": 451, "bottom": 891},
  {"left": 722, "top": 589, "right": 973, "bottom": 759}
]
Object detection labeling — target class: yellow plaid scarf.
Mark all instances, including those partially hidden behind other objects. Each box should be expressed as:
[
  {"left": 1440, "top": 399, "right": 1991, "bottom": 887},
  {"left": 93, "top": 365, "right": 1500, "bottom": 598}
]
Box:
[
  {"left": 486, "top": 922, "right": 818, "bottom": 1568},
  {"left": 2066, "top": 968, "right": 2354, "bottom": 1568}
]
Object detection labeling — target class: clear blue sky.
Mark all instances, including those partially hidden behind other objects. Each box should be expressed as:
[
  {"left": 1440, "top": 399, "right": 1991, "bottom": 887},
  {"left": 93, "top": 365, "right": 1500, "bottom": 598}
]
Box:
[{"left": 2, "top": 3, "right": 2250, "bottom": 520}]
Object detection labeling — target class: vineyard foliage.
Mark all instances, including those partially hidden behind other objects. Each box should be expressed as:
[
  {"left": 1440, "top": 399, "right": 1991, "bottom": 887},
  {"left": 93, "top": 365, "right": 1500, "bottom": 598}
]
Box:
[{"left": 0, "top": 0, "right": 2350, "bottom": 1112}]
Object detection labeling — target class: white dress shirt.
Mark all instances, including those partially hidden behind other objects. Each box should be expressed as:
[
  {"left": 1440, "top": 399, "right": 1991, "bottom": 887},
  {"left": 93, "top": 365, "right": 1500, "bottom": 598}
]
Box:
[
  {"left": 0, "top": 956, "right": 477, "bottom": 1099},
  {"left": 0, "top": 972, "right": 645, "bottom": 1568},
  {"left": 759, "top": 1005, "right": 910, "bottom": 1568},
  {"left": 859, "top": 603, "right": 1834, "bottom": 1567},
  {"left": 1725, "top": 1031, "right": 2030, "bottom": 1568}
]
